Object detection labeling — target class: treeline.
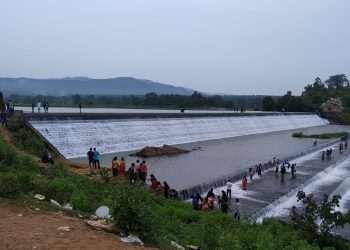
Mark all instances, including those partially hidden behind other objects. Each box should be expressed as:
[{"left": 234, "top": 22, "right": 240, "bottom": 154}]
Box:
[
  {"left": 262, "top": 74, "right": 350, "bottom": 113},
  {"left": 9, "top": 92, "right": 266, "bottom": 110}
]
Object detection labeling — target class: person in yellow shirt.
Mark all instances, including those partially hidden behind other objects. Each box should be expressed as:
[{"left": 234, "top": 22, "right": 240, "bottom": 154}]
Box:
[
  {"left": 119, "top": 157, "right": 126, "bottom": 177},
  {"left": 112, "top": 157, "right": 119, "bottom": 177}
]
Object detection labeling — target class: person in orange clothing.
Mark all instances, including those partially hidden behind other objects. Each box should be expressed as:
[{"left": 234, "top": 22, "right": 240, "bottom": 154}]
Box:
[
  {"left": 118, "top": 157, "right": 126, "bottom": 177},
  {"left": 242, "top": 175, "right": 248, "bottom": 190},
  {"left": 112, "top": 157, "right": 119, "bottom": 177}
]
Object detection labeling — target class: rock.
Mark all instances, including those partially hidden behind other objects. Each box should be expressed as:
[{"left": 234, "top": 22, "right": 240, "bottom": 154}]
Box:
[
  {"left": 120, "top": 234, "right": 143, "bottom": 245},
  {"left": 34, "top": 194, "right": 45, "bottom": 201},
  {"left": 85, "top": 220, "right": 114, "bottom": 232},
  {"left": 95, "top": 206, "right": 110, "bottom": 219},
  {"left": 18, "top": 214, "right": 23, "bottom": 217},
  {"left": 63, "top": 203, "right": 73, "bottom": 210},
  {"left": 170, "top": 241, "right": 185, "bottom": 250},
  {"left": 35, "top": 208, "right": 40, "bottom": 211},
  {"left": 50, "top": 199, "right": 61, "bottom": 208},
  {"left": 131, "top": 144, "right": 190, "bottom": 158},
  {"left": 57, "top": 226, "right": 72, "bottom": 232}
]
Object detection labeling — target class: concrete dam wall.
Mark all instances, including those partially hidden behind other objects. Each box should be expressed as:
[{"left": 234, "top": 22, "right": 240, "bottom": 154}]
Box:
[{"left": 27, "top": 114, "right": 327, "bottom": 159}]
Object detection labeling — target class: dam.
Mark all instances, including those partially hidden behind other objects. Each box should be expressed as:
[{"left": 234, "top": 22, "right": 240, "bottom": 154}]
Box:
[
  {"left": 23, "top": 110, "right": 350, "bottom": 237},
  {"left": 27, "top": 113, "right": 326, "bottom": 159},
  {"left": 23, "top": 111, "right": 341, "bottom": 189}
]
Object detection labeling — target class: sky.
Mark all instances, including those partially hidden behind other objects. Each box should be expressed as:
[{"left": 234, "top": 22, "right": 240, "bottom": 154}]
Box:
[{"left": 0, "top": 0, "right": 350, "bottom": 95}]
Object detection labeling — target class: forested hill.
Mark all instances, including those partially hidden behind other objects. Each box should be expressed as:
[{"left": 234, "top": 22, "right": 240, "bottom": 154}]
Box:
[{"left": 0, "top": 77, "right": 194, "bottom": 96}]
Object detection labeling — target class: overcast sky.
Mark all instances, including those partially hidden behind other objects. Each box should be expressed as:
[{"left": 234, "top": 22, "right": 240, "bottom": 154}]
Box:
[{"left": 1, "top": 0, "right": 349, "bottom": 95}]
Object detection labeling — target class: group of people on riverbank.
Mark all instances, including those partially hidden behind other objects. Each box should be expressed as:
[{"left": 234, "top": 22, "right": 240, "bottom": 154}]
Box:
[
  {"left": 86, "top": 149, "right": 181, "bottom": 199},
  {"left": 87, "top": 148, "right": 101, "bottom": 169}
]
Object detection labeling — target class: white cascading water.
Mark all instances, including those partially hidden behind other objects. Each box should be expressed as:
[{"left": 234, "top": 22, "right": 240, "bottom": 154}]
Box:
[
  {"left": 255, "top": 155, "right": 350, "bottom": 222},
  {"left": 30, "top": 114, "right": 327, "bottom": 159}
]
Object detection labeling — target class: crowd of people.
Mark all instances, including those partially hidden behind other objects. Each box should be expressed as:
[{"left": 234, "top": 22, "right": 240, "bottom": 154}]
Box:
[
  {"left": 190, "top": 188, "right": 241, "bottom": 219},
  {"left": 86, "top": 148, "right": 181, "bottom": 200}
]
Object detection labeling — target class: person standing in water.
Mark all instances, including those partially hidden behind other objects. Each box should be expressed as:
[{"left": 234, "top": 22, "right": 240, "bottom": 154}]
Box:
[
  {"left": 219, "top": 191, "right": 229, "bottom": 213},
  {"left": 226, "top": 180, "right": 233, "bottom": 198},
  {"left": 234, "top": 198, "right": 241, "bottom": 220},
  {"left": 242, "top": 176, "right": 247, "bottom": 190}
]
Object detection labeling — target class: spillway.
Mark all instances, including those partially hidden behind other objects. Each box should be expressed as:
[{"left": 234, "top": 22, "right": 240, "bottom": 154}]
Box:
[{"left": 29, "top": 114, "right": 327, "bottom": 159}]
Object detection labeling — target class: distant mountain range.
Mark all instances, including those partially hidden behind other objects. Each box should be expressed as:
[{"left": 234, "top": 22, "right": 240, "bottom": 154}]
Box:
[{"left": 0, "top": 77, "right": 195, "bottom": 96}]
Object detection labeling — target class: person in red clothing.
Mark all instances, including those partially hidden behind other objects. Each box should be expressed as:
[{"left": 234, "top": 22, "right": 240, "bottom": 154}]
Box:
[
  {"left": 155, "top": 181, "right": 164, "bottom": 197},
  {"left": 150, "top": 174, "right": 157, "bottom": 190},
  {"left": 138, "top": 160, "right": 148, "bottom": 184}
]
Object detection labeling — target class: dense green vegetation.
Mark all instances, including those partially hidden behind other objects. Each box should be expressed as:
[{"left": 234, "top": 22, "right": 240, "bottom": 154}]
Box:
[
  {"left": 1, "top": 122, "right": 349, "bottom": 249},
  {"left": 292, "top": 131, "right": 349, "bottom": 139},
  {"left": 8, "top": 92, "right": 266, "bottom": 110},
  {"left": 262, "top": 74, "right": 350, "bottom": 121},
  {"left": 6, "top": 121, "right": 47, "bottom": 157},
  {"left": 291, "top": 191, "right": 350, "bottom": 249}
]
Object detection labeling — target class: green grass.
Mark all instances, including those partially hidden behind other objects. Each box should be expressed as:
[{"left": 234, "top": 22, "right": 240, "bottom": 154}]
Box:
[
  {"left": 292, "top": 131, "right": 348, "bottom": 139},
  {"left": 1, "top": 121, "right": 349, "bottom": 249},
  {"left": 7, "top": 120, "right": 49, "bottom": 157}
]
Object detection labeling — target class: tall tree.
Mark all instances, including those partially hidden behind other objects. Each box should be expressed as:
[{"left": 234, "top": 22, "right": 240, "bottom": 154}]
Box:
[
  {"left": 325, "top": 74, "right": 349, "bottom": 89},
  {"left": 262, "top": 96, "right": 275, "bottom": 111}
]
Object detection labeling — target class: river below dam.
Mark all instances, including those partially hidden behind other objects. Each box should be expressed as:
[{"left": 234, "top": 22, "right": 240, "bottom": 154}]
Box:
[{"left": 71, "top": 124, "right": 350, "bottom": 190}]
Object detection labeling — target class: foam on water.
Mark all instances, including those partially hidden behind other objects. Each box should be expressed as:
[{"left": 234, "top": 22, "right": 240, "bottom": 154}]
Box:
[
  {"left": 255, "top": 156, "right": 350, "bottom": 222},
  {"left": 330, "top": 177, "right": 350, "bottom": 213},
  {"left": 30, "top": 114, "right": 326, "bottom": 159}
]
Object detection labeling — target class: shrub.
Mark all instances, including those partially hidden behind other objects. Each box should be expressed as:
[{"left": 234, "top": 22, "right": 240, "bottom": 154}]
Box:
[{"left": 111, "top": 181, "right": 160, "bottom": 243}]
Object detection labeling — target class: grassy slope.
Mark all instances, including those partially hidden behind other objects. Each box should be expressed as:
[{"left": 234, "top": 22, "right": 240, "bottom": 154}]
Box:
[{"left": 0, "top": 121, "right": 349, "bottom": 249}]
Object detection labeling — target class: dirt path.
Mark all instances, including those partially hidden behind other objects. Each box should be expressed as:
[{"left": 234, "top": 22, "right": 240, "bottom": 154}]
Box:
[{"left": 0, "top": 202, "right": 150, "bottom": 250}]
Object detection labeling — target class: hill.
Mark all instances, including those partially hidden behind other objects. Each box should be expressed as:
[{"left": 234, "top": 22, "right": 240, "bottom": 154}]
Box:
[{"left": 0, "top": 77, "right": 195, "bottom": 96}]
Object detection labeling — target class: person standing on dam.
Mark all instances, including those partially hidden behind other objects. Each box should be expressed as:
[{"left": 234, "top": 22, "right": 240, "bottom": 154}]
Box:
[
  {"left": 226, "top": 180, "right": 233, "bottom": 198},
  {"left": 31, "top": 101, "right": 35, "bottom": 113},
  {"left": 87, "top": 148, "right": 94, "bottom": 167},
  {"left": 219, "top": 191, "right": 229, "bottom": 213},
  {"left": 93, "top": 148, "right": 100, "bottom": 169},
  {"left": 242, "top": 176, "right": 247, "bottom": 190},
  {"left": 234, "top": 198, "right": 241, "bottom": 220}
]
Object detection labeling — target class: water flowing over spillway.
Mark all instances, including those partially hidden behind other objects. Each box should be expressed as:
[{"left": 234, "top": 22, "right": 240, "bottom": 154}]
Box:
[{"left": 29, "top": 114, "right": 327, "bottom": 159}]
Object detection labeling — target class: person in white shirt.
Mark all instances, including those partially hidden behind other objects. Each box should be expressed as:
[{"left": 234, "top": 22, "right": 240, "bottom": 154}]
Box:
[{"left": 226, "top": 180, "right": 233, "bottom": 198}]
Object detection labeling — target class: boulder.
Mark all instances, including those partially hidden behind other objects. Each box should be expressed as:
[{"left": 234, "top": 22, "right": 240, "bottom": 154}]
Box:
[{"left": 131, "top": 145, "right": 190, "bottom": 158}]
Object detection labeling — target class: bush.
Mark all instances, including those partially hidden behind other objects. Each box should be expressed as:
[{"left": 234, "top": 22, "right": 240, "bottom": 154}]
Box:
[
  {"left": 111, "top": 181, "right": 161, "bottom": 243},
  {"left": 7, "top": 121, "right": 47, "bottom": 157}
]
